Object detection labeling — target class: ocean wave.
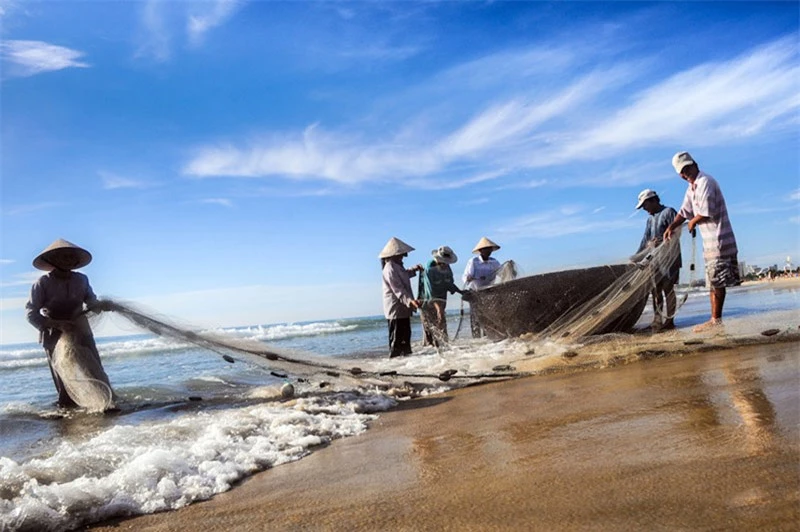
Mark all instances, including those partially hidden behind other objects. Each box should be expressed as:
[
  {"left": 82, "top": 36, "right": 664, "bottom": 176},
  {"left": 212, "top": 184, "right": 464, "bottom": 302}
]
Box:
[
  {"left": 0, "top": 391, "right": 396, "bottom": 532},
  {"left": 208, "top": 321, "right": 360, "bottom": 342}
]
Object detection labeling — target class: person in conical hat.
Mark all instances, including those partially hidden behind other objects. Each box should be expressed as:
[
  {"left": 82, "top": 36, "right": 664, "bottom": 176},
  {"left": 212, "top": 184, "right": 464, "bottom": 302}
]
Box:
[
  {"left": 380, "top": 237, "right": 423, "bottom": 358},
  {"left": 25, "top": 239, "right": 115, "bottom": 408},
  {"left": 462, "top": 237, "right": 502, "bottom": 338},
  {"left": 419, "top": 246, "right": 462, "bottom": 347}
]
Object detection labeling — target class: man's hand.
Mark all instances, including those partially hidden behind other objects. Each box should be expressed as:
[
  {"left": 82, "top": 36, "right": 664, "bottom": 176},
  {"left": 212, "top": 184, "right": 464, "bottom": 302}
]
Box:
[
  {"left": 461, "top": 290, "right": 474, "bottom": 302},
  {"left": 409, "top": 299, "right": 421, "bottom": 310}
]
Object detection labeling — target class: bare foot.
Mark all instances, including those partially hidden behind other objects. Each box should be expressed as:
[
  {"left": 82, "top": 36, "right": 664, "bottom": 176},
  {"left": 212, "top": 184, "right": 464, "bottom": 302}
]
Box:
[{"left": 693, "top": 319, "right": 722, "bottom": 333}]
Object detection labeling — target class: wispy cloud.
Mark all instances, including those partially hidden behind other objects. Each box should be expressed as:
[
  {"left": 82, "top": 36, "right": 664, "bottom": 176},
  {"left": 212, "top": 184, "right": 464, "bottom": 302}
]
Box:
[
  {"left": 99, "top": 171, "right": 152, "bottom": 190},
  {"left": 182, "top": 35, "right": 798, "bottom": 192},
  {"left": 3, "top": 202, "right": 62, "bottom": 216},
  {"left": 495, "top": 205, "right": 638, "bottom": 240},
  {"left": 0, "top": 259, "right": 14, "bottom": 265},
  {"left": 135, "top": 0, "right": 172, "bottom": 62},
  {"left": 137, "top": 0, "right": 244, "bottom": 61},
  {"left": 199, "top": 198, "right": 233, "bottom": 208},
  {"left": 0, "top": 40, "right": 89, "bottom": 78},
  {"left": 187, "top": 0, "right": 243, "bottom": 46},
  {"left": 789, "top": 189, "right": 800, "bottom": 201},
  {"left": 0, "top": 271, "right": 40, "bottom": 289}
]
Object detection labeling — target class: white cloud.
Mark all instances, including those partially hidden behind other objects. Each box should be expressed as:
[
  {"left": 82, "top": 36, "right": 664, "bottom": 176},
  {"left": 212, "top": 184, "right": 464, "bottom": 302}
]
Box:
[
  {"left": 0, "top": 259, "right": 14, "bottom": 265},
  {"left": 99, "top": 171, "right": 151, "bottom": 190},
  {"left": 0, "top": 40, "right": 89, "bottom": 77},
  {"left": 187, "top": 0, "right": 243, "bottom": 46},
  {"left": 199, "top": 198, "right": 233, "bottom": 208},
  {"left": 135, "top": 0, "right": 172, "bottom": 62},
  {"left": 495, "top": 205, "right": 638, "bottom": 240},
  {"left": 3, "top": 202, "right": 62, "bottom": 216},
  {"left": 0, "top": 271, "right": 40, "bottom": 289},
  {"left": 182, "top": 36, "right": 798, "bottom": 191},
  {"left": 789, "top": 189, "right": 800, "bottom": 201}
]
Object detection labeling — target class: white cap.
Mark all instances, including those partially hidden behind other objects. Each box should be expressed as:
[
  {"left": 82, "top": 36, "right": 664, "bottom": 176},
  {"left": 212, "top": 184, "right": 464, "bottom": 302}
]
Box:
[
  {"left": 431, "top": 245, "right": 458, "bottom": 264},
  {"left": 672, "top": 151, "right": 696, "bottom": 173},
  {"left": 635, "top": 189, "right": 658, "bottom": 209}
]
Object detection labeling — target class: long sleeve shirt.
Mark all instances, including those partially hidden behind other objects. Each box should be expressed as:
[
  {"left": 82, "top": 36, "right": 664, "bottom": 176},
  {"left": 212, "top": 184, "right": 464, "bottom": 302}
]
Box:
[
  {"left": 420, "top": 259, "right": 460, "bottom": 302},
  {"left": 678, "top": 171, "right": 738, "bottom": 261},
  {"left": 462, "top": 256, "right": 501, "bottom": 290},
  {"left": 382, "top": 260, "right": 417, "bottom": 319},
  {"left": 25, "top": 271, "right": 98, "bottom": 349}
]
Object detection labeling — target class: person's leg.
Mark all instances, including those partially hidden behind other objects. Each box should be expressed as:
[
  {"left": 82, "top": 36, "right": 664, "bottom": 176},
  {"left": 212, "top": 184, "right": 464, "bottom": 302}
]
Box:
[
  {"left": 388, "top": 319, "right": 402, "bottom": 358},
  {"left": 44, "top": 347, "right": 77, "bottom": 407},
  {"left": 469, "top": 304, "right": 481, "bottom": 338},
  {"left": 711, "top": 287, "right": 726, "bottom": 320},
  {"left": 398, "top": 318, "right": 412, "bottom": 355},
  {"left": 694, "top": 258, "right": 734, "bottom": 332},
  {"left": 650, "top": 288, "right": 663, "bottom": 328},
  {"left": 663, "top": 282, "right": 677, "bottom": 329}
]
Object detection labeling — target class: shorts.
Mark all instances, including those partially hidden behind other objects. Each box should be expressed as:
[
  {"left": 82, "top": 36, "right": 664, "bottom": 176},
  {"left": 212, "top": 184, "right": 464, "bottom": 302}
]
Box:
[{"left": 705, "top": 256, "right": 741, "bottom": 288}]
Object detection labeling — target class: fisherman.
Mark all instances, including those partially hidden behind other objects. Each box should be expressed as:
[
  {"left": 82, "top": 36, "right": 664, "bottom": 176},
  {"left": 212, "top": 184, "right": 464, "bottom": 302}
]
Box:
[
  {"left": 633, "top": 189, "right": 682, "bottom": 331},
  {"left": 380, "top": 237, "right": 423, "bottom": 358},
  {"left": 25, "top": 239, "right": 114, "bottom": 407},
  {"left": 664, "top": 151, "right": 740, "bottom": 332},
  {"left": 461, "top": 237, "right": 502, "bottom": 338},
  {"left": 419, "top": 246, "right": 462, "bottom": 347}
]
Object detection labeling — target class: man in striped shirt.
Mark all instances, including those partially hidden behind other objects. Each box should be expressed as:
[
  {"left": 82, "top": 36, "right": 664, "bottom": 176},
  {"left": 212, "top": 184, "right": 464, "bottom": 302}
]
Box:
[{"left": 664, "top": 151, "right": 740, "bottom": 332}]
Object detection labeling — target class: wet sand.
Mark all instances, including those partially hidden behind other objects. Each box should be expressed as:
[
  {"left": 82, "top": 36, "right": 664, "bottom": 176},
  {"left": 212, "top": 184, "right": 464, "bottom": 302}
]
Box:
[{"left": 93, "top": 339, "right": 799, "bottom": 531}]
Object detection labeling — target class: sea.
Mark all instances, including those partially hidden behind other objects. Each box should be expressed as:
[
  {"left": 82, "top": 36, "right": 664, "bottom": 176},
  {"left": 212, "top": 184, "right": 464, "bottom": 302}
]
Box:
[{"left": 1, "top": 281, "right": 798, "bottom": 531}]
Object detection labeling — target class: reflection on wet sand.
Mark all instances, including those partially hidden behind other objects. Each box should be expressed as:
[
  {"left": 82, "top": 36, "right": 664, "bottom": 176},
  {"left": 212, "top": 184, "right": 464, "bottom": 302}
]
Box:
[{"left": 90, "top": 342, "right": 800, "bottom": 532}]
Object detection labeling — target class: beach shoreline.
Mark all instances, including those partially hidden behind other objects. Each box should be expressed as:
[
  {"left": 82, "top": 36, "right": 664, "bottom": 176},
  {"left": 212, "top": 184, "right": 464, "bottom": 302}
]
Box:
[{"left": 92, "top": 338, "right": 800, "bottom": 531}]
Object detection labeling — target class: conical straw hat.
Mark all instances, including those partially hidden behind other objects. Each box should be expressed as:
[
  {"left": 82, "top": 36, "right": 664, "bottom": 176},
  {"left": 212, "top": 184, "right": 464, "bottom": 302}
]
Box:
[
  {"left": 472, "top": 237, "right": 500, "bottom": 254},
  {"left": 33, "top": 238, "right": 93, "bottom": 271},
  {"left": 379, "top": 237, "right": 415, "bottom": 259}
]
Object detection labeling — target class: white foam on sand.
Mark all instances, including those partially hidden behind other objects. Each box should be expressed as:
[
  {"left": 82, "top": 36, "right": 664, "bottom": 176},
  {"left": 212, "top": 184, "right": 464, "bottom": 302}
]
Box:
[{"left": 0, "top": 392, "right": 396, "bottom": 532}]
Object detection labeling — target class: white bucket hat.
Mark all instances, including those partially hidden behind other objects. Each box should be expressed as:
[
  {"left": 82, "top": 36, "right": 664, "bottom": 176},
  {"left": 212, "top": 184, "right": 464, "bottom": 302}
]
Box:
[
  {"left": 672, "top": 151, "right": 696, "bottom": 174},
  {"left": 431, "top": 245, "right": 458, "bottom": 264},
  {"left": 379, "top": 237, "right": 415, "bottom": 259},
  {"left": 472, "top": 237, "right": 500, "bottom": 254},
  {"left": 635, "top": 189, "right": 658, "bottom": 209},
  {"left": 33, "top": 238, "right": 93, "bottom": 271}
]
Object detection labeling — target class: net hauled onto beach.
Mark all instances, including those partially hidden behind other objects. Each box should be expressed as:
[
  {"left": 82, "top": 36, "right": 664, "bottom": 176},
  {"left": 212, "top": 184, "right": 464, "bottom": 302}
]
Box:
[{"left": 465, "top": 226, "right": 689, "bottom": 341}]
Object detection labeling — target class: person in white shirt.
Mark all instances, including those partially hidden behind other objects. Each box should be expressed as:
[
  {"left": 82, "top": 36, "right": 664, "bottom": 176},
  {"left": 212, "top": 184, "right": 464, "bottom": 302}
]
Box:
[
  {"left": 462, "top": 237, "right": 501, "bottom": 338},
  {"left": 379, "top": 237, "right": 422, "bottom": 358}
]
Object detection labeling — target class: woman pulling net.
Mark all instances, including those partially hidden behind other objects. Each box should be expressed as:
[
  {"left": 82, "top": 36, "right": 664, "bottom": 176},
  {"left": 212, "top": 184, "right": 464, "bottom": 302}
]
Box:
[{"left": 25, "top": 239, "right": 116, "bottom": 412}]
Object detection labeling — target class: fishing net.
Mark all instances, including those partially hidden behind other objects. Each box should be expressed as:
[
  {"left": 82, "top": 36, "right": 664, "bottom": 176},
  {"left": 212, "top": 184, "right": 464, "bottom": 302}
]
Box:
[
  {"left": 465, "top": 226, "right": 690, "bottom": 341},
  {"left": 51, "top": 316, "right": 115, "bottom": 412},
  {"left": 88, "top": 300, "right": 358, "bottom": 382}
]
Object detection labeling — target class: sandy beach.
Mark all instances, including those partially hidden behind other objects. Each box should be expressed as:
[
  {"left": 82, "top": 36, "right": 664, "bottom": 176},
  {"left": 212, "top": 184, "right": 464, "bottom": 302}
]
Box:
[{"left": 92, "top": 333, "right": 800, "bottom": 531}]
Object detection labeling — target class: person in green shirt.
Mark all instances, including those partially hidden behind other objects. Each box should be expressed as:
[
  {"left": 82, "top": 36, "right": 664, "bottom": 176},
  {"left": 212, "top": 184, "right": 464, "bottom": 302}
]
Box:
[{"left": 419, "top": 246, "right": 462, "bottom": 347}]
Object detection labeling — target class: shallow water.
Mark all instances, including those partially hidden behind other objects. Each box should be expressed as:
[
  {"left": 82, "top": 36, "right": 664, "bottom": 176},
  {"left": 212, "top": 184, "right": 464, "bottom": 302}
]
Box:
[{"left": 1, "top": 281, "right": 798, "bottom": 531}]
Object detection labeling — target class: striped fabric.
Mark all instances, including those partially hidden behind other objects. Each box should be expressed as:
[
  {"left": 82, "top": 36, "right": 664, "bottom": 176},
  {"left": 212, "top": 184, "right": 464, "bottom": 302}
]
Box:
[{"left": 678, "top": 171, "right": 738, "bottom": 261}]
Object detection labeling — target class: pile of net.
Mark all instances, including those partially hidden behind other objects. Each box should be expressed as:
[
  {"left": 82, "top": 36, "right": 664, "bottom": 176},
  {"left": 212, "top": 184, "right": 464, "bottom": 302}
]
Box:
[
  {"left": 465, "top": 227, "right": 689, "bottom": 341},
  {"left": 52, "top": 315, "right": 115, "bottom": 412}
]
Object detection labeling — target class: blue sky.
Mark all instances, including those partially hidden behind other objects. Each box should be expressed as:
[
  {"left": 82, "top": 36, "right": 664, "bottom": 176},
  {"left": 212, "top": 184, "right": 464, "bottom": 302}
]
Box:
[{"left": 1, "top": 1, "right": 798, "bottom": 344}]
